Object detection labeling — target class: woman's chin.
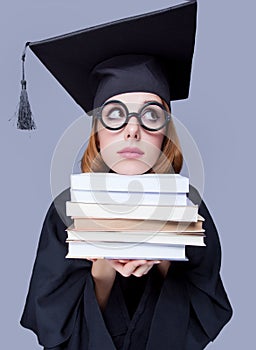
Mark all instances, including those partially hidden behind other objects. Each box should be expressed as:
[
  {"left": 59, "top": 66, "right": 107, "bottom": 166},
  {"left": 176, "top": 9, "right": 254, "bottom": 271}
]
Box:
[{"left": 110, "top": 159, "right": 152, "bottom": 175}]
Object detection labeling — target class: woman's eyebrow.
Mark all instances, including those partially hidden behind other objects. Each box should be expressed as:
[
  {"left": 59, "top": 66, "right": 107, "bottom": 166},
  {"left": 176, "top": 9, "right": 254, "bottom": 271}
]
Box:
[{"left": 142, "top": 100, "right": 160, "bottom": 104}]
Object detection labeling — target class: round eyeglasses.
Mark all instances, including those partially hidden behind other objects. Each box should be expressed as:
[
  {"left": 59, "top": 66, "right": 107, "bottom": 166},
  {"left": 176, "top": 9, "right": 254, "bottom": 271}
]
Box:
[{"left": 96, "top": 100, "right": 171, "bottom": 131}]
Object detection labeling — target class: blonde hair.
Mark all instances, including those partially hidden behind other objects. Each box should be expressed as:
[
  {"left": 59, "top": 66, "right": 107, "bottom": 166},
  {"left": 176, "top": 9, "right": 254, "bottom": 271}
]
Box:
[{"left": 81, "top": 99, "right": 183, "bottom": 174}]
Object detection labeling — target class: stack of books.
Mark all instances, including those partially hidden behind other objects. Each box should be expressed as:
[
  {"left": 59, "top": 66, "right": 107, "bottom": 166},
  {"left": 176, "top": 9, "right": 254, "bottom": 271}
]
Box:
[{"left": 65, "top": 173, "right": 205, "bottom": 261}]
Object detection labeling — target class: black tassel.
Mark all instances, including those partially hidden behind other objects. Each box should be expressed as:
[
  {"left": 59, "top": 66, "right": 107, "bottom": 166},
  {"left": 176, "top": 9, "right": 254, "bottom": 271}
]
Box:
[{"left": 17, "top": 42, "right": 36, "bottom": 130}]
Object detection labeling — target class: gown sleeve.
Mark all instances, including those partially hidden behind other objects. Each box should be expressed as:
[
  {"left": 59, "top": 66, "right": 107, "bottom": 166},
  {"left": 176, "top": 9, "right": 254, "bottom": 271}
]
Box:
[
  {"left": 20, "top": 189, "right": 91, "bottom": 348},
  {"left": 181, "top": 186, "right": 233, "bottom": 348},
  {"left": 146, "top": 186, "right": 232, "bottom": 350}
]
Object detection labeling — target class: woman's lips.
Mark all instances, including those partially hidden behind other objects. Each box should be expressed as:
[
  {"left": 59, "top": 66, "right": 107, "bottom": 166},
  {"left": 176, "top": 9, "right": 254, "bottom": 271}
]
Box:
[{"left": 117, "top": 147, "right": 144, "bottom": 159}]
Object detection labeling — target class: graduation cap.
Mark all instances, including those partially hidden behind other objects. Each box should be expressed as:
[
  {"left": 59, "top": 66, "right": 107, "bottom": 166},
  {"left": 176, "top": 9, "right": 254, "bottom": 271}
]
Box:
[{"left": 17, "top": 0, "right": 197, "bottom": 130}]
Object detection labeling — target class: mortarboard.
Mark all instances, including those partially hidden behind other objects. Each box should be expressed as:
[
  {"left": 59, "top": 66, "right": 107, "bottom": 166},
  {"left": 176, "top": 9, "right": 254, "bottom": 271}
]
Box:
[{"left": 17, "top": 0, "right": 197, "bottom": 129}]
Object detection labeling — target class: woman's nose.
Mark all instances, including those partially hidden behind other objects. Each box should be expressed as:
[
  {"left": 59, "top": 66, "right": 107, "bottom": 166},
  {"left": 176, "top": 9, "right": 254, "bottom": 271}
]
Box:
[{"left": 124, "top": 116, "right": 141, "bottom": 140}]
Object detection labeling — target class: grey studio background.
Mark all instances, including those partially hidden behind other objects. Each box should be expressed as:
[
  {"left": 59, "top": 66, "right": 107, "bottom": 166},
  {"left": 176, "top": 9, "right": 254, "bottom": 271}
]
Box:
[{"left": 1, "top": 0, "right": 255, "bottom": 348}]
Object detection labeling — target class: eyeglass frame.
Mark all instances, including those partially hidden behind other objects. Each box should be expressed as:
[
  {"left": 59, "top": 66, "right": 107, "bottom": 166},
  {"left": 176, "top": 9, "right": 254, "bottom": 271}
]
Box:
[{"left": 95, "top": 100, "right": 171, "bottom": 132}]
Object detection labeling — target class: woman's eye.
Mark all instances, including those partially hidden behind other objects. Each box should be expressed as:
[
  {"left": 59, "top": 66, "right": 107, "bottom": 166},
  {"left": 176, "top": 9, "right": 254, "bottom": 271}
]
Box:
[
  {"left": 143, "top": 109, "right": 159, "bottom": 121},
  {"left": 107, "top": 108, "right": 125, "bottom": 119}
]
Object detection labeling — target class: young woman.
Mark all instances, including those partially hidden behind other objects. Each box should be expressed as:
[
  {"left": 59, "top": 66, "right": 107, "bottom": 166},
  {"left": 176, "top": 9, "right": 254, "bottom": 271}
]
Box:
[
  {"left": 83, "top": 91, "right": 180, "bottom": 310},
  {"left": 20, "top": 2, "right": 232, "bottom": 349}
]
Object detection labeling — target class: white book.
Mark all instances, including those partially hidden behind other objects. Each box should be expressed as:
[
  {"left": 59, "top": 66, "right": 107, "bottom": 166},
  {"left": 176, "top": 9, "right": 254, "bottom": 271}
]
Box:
[
  {"left": 66, "top": 201, "right": 198, "bottom": 222},
  {"left": 66, "top": 228, "right": 205, "bottom": 246},
  {"left": 66, "top": 241, "right": 187, "bottom": 260},
  {"left": 70, "top": 188, "right": 187, "bottom": 206},
  {"left": 70, "top": 173, "right": 189, "bottom": 193}
]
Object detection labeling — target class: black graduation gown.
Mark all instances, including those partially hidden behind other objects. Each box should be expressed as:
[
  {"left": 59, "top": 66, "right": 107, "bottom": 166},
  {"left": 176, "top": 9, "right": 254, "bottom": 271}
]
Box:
[{"left": 20, "top": 187, "right": 232, "bottom": 349}]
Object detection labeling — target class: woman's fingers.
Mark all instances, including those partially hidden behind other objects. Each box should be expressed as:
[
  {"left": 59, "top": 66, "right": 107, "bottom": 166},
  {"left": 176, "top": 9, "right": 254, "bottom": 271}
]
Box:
[
  {"left": 107, "top": 259, "right": 137, "bottom": 276},
  {"left": 107, "top": 259, "right": 130, "bottom": 275},
  {"left": 132, "top": 260, "right": 160, "bottom": 277},
  {"left": 107, "top": 259, "right": 161, "bottom": 277},
  {"left": 121, "top": 260, "right": 148, "bottom": 276}
]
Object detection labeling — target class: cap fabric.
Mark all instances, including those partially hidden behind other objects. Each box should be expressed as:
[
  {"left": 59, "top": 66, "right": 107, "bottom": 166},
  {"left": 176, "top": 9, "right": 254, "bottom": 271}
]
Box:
[
  {"left": 28, "top": 1, "right": 197, "bottom": 113},
  {"left": 92, "top": 55, "right": 170, "bottom": 108}
]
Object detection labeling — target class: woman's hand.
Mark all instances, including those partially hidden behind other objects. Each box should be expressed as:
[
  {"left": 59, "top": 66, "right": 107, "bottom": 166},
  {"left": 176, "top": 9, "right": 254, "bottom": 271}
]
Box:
[
  {"left": 88, "top": 258, "right": 171, "bottom": 278},
  {"left": 106, "top": 259, "right": 161, "bottom": 277}
]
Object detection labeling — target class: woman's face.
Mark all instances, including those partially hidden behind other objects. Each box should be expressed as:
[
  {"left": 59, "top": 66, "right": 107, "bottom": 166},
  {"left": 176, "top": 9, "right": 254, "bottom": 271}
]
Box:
[{"left": 96, "top": 92, "right": 166, "bottom": 175}]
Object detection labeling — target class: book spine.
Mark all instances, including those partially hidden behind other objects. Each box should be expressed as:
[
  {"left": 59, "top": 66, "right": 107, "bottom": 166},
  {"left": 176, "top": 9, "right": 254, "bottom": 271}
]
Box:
[
  {"left": 66, "top": 241, "right": 187, "bottom": 260},
  {"left": 70, "top": 189, "right": 187, "bottom": 206},
  {"left": 66, "top": 202, "right": 198, "bottom": 222},
  {"left": 72, "top": 218, "right": 203, "bottom": 232},
  {"left": 66, "top": 231, "right": 205, "bottom": 246},
  {"left": 70, "top": 174, "right": 189, "bottom": 193}
]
